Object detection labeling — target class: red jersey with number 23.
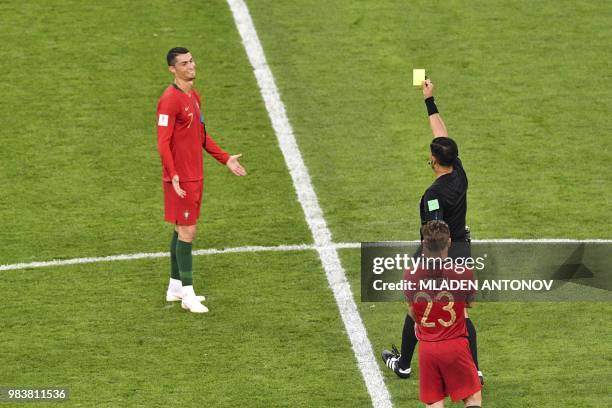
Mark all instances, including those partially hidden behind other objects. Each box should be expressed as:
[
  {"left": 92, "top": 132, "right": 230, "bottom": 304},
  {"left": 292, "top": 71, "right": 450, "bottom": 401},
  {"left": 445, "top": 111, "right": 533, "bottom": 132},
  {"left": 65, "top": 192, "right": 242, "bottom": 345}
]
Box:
[
  {"left": 404, "top": 265, "right": 475, "bottom": 342},
  {"left": 157, "top": 85, "right": 229, "bottom": 182}
]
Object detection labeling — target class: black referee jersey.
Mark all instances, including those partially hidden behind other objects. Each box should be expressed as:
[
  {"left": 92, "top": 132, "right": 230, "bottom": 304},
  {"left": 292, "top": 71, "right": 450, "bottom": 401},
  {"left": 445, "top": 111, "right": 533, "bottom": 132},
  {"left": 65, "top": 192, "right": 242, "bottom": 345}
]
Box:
[{"left": 419, "top": 156, "right": 468, "bottom": 242}]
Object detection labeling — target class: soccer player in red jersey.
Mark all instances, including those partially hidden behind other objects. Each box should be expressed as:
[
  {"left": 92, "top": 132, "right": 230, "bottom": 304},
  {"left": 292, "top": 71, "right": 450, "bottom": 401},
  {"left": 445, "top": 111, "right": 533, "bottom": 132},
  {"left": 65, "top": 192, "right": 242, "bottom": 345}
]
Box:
[
  {"left": 157, "top": 47, "right": 246, "bottom": 313},
  {"left": 404, "top": 221, "right": 482, "bottom": 408}
]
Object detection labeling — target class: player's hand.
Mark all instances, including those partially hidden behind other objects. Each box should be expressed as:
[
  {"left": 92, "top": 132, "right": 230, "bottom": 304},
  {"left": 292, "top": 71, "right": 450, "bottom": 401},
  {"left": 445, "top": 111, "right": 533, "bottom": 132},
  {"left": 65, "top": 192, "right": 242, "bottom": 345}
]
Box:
[
  {"left": 226, "top": 154, "right": 247, "bottom": 176},
  {"left": 172, "top": 175, "right": 186, "bottom": 198},
  {"left": 423, "top": 79, "right": 434, "bottom": 99}
]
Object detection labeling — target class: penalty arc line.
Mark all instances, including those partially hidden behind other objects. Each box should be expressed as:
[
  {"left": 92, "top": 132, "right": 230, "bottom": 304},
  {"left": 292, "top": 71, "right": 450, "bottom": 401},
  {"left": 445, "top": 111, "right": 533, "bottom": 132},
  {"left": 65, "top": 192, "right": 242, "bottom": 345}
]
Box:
[{"left": 225, "top": 0, "right": 393, "bottom": 406}]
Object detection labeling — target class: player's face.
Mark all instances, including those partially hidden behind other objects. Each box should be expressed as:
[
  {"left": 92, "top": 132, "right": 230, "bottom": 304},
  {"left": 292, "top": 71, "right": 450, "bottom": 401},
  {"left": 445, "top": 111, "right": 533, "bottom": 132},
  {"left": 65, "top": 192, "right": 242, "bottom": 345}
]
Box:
[{"left": 171, "top": 53, "right": 197, "bottom": 81}]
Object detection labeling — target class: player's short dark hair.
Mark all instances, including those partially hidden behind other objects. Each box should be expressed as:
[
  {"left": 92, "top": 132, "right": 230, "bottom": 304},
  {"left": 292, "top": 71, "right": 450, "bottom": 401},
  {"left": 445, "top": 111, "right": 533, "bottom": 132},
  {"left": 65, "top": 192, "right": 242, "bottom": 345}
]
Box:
[
  {"left": 430, "top": 137, "right": 458, "bottom": 167},
  {"left": 421, "top": 220, "right": 450, "bottom": 253},
  {"left": 167, "top": 47, "right": 190, "bottom": 66}
]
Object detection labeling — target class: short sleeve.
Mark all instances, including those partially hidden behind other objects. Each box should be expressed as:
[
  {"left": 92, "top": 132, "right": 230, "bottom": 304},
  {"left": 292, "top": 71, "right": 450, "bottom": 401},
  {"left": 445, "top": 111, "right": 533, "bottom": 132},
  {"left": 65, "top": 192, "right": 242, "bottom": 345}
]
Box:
[
  {"left": 454, "top": 157, "right": 468, "bottom": 185},
  {"left": 420, "top": 188, "right": 444, "bottom": 224}
]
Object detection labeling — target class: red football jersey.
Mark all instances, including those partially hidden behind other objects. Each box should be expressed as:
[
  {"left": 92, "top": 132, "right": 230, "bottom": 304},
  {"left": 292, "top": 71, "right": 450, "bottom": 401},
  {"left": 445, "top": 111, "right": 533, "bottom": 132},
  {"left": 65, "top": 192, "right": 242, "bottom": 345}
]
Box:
[
  {"left": 157, "top": 85, "right": 230, "bottom": 182},
  {"left": 404, "top": 264, "right": 475, "bottom": 342}
]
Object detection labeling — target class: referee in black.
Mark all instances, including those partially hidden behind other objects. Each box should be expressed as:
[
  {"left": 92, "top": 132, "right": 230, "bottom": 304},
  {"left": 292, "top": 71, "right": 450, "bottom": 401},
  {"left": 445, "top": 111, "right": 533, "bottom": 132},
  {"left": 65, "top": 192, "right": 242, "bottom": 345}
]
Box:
[{"left": 382, "top": 79, "right": 482, "bottom": 383}]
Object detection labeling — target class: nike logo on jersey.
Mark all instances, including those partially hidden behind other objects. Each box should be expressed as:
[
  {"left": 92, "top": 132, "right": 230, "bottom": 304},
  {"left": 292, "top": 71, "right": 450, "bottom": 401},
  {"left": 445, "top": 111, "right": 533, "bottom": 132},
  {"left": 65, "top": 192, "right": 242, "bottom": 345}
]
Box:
[{"left": 184, "top": 106, "right": 190, "bottom": 111}]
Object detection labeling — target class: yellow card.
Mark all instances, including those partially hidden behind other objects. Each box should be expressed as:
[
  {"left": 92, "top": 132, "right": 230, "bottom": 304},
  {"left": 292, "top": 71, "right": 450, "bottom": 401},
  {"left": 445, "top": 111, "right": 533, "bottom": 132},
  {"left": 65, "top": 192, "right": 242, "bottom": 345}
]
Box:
[{"left": 413, "top": 69, "right": 426, "bottom": 86}]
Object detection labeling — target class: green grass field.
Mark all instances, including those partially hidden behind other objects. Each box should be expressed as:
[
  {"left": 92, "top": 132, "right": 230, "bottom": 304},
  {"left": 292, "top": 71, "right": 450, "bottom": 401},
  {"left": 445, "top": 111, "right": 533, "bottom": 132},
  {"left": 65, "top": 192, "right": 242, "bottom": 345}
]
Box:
[{"left": 1, "top": 0, "right": 611, "bottom": 407}]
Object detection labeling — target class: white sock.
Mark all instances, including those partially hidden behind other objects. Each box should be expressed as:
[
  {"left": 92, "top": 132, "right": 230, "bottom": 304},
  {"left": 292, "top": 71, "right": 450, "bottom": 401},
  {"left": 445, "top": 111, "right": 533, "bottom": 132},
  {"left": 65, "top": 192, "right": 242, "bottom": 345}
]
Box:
[
  {"left": 182, "top": 285, "right": 196, "bottom": 298},
  {"left": 168, "top": 278, "right": 182, "bottom": 292}
]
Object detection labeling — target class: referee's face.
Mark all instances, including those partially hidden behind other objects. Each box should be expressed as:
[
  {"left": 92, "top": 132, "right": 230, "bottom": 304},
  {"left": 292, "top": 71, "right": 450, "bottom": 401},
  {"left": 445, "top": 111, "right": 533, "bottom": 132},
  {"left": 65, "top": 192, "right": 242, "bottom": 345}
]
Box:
[
  {"left": 171, "top": 53, "right": 197, "bottom": 81},
  {"left": 429, "top": 153, "right": 436, "bottom": 170}
]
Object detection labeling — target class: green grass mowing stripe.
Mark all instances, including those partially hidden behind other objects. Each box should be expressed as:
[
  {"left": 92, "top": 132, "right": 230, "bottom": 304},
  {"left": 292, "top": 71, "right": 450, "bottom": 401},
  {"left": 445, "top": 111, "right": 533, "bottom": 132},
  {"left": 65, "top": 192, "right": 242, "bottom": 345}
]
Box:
[
  {"left": 339, "top": 248, "right": 612, "bottom": 407},
  {"left": 244, "top": 0, "right": 612, "bottom": 241},
  {"left": 0, "top": 0, "right": 311, "bottom": 265},
  {"left": 2, "top": 246, "right": 609, "bottom": 407},
  {"left": 0, "top": 251, "right": 372, "bottom": 407},
  {"left": 226, "top": 2, "right": 392, "bottom": 406}
]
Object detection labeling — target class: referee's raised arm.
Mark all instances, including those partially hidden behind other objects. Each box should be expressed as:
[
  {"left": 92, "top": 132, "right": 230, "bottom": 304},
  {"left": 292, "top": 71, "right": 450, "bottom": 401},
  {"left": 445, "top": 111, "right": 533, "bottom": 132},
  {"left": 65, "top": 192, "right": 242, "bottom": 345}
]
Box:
[{"left": 422, "top": 79, "right": 448, "bottom": 138}]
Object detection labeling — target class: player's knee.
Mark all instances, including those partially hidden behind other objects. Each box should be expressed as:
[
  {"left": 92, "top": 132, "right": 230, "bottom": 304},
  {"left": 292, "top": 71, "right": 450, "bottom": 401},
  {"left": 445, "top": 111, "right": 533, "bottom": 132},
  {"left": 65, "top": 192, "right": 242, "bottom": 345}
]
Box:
[
  {"left": 177, "top": 225, "right": 197, "bottom": 242},
  {"left": 463, "top": 390, "right": 482, "bottom": 407}
]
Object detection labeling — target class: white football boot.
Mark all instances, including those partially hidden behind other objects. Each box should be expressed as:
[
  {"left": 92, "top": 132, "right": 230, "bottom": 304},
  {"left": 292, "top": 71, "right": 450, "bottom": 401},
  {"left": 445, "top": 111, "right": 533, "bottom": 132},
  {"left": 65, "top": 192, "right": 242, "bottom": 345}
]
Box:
[
  {"left": 180, "top": 286, "right": 209, "bottom": 313},
  {"left": 166, "top": 278, "right": 205, "bottom": 302}
]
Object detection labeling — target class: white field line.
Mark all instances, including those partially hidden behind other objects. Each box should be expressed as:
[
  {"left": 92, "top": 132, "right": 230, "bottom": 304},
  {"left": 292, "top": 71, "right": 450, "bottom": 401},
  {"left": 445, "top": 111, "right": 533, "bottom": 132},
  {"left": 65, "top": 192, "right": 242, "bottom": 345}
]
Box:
[
  {"left": 225, "top": 0, "right": 392, "bottom": 406},
  {"left": 1, "top": 239, "right": 607, "bottom": 272},
  {"left": 0, "top": 243, "right": 355, "bottom": 272}
]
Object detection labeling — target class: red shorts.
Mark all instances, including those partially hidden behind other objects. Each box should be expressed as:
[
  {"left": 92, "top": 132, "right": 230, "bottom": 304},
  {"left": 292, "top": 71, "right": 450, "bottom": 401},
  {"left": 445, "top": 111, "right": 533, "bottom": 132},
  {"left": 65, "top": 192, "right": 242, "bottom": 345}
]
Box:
[
  {"left": 418, "top": 337, "right": 481, "bottom": 404},
  {"left": 163, "top": 181, "right": 203, "bottom": 226}
]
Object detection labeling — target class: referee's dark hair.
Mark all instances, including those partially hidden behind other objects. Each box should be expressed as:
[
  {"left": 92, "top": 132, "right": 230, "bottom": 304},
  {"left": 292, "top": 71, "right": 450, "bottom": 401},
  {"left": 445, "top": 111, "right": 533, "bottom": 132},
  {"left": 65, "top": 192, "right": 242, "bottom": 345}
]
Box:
[
  {"left": 167, "top": 47, "right": 190, "bottom": 66},
  {"left": 421, "top": 220, "right": 451, "bottom": 254},
  {"left": 430, "top": 137, "right": 459, "bottom": 167}
]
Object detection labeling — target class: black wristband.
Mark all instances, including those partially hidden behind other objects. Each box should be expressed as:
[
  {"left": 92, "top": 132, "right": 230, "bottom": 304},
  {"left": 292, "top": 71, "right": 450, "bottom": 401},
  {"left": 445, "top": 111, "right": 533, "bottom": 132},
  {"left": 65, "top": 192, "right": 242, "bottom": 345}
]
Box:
[{"left": 425, "top": 96, "right": 439, "bottom": 116}]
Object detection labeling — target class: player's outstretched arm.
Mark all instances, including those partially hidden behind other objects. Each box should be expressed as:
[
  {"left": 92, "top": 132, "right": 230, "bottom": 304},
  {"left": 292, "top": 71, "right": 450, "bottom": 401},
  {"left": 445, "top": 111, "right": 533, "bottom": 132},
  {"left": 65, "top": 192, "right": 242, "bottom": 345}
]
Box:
[
  {"left": 423, "top": 79, "right": 448, "bottom": 138},
  {"left": 226, "top": 154, "right": 247, "bottom": 176},
  {"left": 202, "top": 132, "right": 246, "bottom": 176}
]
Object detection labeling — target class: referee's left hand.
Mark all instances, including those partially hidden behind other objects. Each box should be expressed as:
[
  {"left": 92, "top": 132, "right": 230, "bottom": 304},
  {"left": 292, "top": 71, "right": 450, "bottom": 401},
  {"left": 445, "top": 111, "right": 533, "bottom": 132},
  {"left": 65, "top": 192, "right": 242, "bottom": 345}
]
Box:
[{"left": 226, "top": 154, "right": 247, "bottom": 176}]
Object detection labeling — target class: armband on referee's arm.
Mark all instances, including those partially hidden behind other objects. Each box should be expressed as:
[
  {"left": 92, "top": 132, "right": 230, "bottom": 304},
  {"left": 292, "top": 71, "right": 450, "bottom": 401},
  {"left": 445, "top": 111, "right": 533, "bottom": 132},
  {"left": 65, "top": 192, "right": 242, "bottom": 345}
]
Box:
[
  {"left": 424, "top": 97, "right": 448, "bottom": 137},
  {"left": 425, "top": 97, "right": 439, "bottom": 116}
]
